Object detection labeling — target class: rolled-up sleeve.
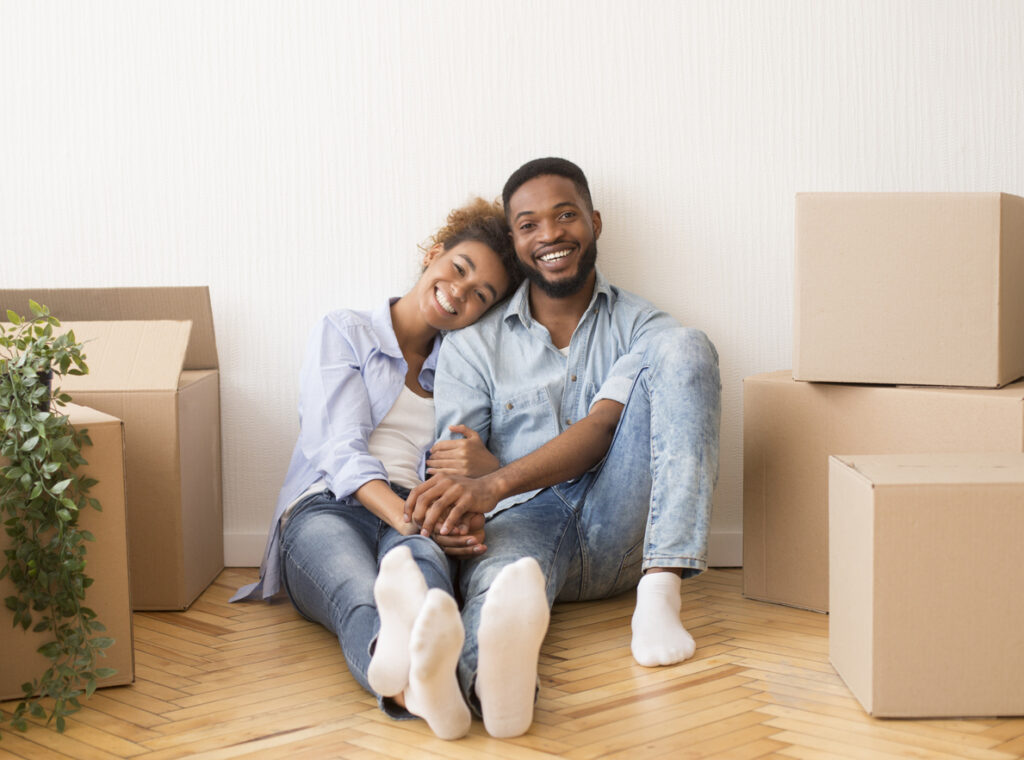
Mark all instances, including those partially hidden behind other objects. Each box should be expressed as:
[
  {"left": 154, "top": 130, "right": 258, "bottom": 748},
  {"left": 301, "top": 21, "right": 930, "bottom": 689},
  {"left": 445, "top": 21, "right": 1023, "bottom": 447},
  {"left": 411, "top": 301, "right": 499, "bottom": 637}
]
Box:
[{"left": 296, "top": 316, "right": 389, "bottom": 499}]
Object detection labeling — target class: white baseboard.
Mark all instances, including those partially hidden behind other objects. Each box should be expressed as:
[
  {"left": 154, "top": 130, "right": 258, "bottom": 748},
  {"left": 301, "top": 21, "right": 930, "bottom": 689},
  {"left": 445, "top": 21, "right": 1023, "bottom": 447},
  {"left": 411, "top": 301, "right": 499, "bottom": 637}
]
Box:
[
  {"left": 707, "top": 530, "right": 742, "bottom": 567},
  {"left": 225, "top": 529, "right": 744, "bottom": 569},
  {"left": 224, "top": 532, "right": 270, "bottom": 567}
]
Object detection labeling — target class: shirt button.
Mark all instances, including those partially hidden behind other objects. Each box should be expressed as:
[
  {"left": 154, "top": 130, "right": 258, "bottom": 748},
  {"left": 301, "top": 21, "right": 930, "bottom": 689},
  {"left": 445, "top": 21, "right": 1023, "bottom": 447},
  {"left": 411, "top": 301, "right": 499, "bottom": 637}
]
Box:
[
  {"left": 566, "top": 418, "right": 572, "bottom": 425},
  {"left": 570, "top": 375, "right": 577, "bottom": 382},
  {"left": 506, "top": 402, "right": 514, "bottom": 410}
]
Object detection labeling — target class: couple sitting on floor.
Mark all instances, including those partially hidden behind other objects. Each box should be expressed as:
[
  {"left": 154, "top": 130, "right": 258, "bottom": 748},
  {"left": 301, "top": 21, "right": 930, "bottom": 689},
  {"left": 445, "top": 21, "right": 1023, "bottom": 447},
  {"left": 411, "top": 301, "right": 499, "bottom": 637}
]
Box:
[{"left": 232, "top": 157, "right": 722, "bottom": 740}]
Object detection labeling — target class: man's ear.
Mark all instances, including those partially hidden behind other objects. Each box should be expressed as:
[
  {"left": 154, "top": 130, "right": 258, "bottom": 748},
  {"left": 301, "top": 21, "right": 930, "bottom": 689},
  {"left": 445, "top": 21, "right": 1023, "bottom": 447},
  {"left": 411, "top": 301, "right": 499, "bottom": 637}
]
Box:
[
  {"left": 591, "top": 210, "right": 603, "bottom": 240},
  {"left": 422, "top": 242, "right": 445, "bottom": 268}
]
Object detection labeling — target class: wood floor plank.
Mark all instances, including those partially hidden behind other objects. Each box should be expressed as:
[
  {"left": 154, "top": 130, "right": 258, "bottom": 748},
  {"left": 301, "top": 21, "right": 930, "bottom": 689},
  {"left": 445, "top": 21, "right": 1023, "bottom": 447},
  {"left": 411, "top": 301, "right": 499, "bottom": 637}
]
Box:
[{"left": 3, "top": 567, "right": 1023, "bottom": 758}]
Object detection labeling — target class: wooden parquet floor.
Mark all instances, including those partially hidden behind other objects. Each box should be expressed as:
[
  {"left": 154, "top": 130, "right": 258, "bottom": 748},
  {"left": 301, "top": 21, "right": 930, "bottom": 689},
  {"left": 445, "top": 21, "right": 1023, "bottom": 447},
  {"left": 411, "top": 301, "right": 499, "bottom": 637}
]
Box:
[{"left": 2, "top": 567, "right": 1023, "bottom": 759}]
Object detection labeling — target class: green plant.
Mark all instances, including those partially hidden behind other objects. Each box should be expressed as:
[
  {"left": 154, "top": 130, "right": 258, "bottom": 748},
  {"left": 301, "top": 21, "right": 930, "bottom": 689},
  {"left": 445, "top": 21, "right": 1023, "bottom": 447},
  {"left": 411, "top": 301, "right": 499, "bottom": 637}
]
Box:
[{"left": 0, "top": 301, "right": 114, "bottom": 736}]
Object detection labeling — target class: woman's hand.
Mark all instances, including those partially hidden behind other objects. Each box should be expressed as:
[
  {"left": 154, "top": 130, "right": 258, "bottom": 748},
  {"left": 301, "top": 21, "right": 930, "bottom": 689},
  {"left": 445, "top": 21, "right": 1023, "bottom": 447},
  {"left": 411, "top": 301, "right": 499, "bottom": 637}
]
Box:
[
  {"left": 431, "top": 512, "right": 487, "bottom": 557},
  {"left": 426, "top": 424, "right": 499, "bottom": 478}
]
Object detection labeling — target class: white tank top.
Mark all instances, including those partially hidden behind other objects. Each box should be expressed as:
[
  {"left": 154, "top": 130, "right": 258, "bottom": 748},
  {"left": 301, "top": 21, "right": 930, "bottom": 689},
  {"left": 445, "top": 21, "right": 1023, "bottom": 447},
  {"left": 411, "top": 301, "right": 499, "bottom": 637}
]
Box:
[{"left": 367, "top": 385, "right": 435, "bottom": 489}]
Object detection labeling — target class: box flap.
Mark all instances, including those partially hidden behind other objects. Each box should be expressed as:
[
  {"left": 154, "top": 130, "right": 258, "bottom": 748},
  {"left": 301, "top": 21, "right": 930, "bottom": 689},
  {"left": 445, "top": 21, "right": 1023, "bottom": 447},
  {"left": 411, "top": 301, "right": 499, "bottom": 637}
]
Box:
[
  {"left": 57, "top": 321, "right": 191, "bottom": 391},
  {"left": 0, "top": 287, "right": 217, "bottom": 370}
]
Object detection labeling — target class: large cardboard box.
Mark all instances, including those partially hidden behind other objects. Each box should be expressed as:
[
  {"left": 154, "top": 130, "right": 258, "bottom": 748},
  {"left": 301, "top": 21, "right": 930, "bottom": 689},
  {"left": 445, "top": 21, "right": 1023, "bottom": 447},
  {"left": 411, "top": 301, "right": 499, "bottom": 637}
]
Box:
[
  {"left": 743, "top": 370, "right": 1024, "bottom": 612},
  {"left": 0, "top": 288, "right": 223, "bottom": 609},
  {"left": 829, "top": 453, "right": 1024, "bottom": 718},
  {"left": 794, "top": 192, "right": 1024, "bottom": 388},
  {"left": 1, "top": 404, "right": 134, "bottom": 700}
]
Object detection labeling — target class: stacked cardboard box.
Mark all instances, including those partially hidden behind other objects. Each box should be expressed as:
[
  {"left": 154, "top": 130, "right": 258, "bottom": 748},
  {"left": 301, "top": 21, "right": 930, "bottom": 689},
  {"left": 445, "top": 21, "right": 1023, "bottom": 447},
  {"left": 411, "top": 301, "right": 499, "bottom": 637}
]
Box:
[{"left": 743, "top": 192, "right": 1024, "bottom": 717}]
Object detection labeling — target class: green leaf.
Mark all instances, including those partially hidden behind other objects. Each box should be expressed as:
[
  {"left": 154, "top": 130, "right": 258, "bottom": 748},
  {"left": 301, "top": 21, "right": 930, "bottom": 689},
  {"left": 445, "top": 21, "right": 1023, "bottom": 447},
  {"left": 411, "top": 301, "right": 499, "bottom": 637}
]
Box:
[
  {"left": 6, "top": 309, "right": 21, "bottom": 325},
  {"left": 94, "top": 667, "right": 117, "bottom": 679},
  {"left": 52, "top": 478, "right": 72, "bottom": 494},
  {"left": 28, "top": 300, "right": 44, "bottom": 317}
]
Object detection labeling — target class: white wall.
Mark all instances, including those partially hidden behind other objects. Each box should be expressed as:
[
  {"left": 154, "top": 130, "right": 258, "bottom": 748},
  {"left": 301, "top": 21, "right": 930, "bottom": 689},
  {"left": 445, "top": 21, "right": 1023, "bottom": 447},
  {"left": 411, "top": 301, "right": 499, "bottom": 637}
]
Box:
[{"left": 3, "top": 1, "right": 1022, "bottom": 568}]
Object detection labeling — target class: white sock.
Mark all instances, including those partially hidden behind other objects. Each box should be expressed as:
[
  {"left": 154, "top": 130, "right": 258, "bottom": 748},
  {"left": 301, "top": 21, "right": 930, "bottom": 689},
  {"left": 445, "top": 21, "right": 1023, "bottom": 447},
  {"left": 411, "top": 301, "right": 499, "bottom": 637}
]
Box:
[
  {"left": 630, "top": 571, "right": 695, "bottom": 667},
  {"left": 403, "top": 589, "right": 471, "bottom": 740},
  {"left": 476, "top": 557, "right": 550, "bottom": 738},
  {"left": 367, "top": 546, "right": 427, "bottom": 697}
]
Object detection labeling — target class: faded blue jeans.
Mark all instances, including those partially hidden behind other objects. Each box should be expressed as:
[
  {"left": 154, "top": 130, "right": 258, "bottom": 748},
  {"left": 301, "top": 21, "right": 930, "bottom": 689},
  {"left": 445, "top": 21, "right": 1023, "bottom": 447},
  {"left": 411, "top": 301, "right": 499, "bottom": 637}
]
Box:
[
  {"left": 457, "top": 327, "right": 721, "bottom": 712},
  {"left": 280, "top": 487, "right": 455, "bottom": 717}
]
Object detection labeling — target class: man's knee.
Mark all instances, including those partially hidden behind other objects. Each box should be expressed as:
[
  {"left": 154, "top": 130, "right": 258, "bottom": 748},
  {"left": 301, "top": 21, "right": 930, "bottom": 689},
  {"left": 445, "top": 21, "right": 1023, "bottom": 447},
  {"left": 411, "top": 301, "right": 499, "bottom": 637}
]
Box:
[{"left": 645, "top": 327, "right": 720, "bottom": 379}]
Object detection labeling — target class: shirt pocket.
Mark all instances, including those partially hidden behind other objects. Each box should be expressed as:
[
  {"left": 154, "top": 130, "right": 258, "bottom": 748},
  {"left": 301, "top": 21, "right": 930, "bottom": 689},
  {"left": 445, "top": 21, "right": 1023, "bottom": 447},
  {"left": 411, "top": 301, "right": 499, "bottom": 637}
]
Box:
[{"left": 491, "top": 386, "right": 558, "bottom": 459}]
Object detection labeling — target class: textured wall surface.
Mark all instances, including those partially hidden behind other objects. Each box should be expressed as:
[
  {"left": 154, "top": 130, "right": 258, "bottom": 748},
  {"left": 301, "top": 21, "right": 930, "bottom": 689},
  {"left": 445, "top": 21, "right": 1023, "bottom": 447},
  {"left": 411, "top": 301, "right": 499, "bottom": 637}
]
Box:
[{"left": 3, "top": 1, "right": 1023, "bottom": 567}]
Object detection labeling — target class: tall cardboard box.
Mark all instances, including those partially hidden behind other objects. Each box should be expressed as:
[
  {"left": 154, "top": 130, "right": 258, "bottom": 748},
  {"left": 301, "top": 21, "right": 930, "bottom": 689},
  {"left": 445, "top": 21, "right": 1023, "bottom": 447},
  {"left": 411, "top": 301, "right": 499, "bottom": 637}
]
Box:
[
  {"left": 743, "top": 370, "right": 1024, "bottom": 612},
  {"left": 829, "top": 453, "right": 1024, "bottom": 718},
  {"left": 0, "top": 288, "right": 223, "bottom": 609},
  {"left": 794, "top": 192, "right": 1024, "bottom": 388},
  {"left": 1, "top": 404, "right": 134, "bottom": 700}
]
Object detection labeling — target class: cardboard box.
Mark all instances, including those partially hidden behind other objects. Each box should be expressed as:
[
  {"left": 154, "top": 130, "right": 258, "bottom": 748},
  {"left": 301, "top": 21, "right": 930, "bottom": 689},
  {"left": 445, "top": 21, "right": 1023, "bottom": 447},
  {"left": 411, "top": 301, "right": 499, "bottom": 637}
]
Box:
[
  {"left": 829, "top": 453, "right": 1024, "bottom": 718},
  {"left": 0, "top": 288, "right": 223, "bottom": 609},
  {"left": 743, "top": 370, "right": 1024, "bottom": 612},
  {"left": 794, "top": 192, "right": 1024, "bottom": 388},
  {"left": 1, "top": 404, "right": 134, "bottom": 700}
]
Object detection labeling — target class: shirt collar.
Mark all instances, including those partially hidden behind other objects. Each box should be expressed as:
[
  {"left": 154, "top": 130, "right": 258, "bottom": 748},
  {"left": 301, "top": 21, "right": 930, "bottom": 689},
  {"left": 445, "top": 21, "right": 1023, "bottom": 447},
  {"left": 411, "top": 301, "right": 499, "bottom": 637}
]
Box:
[
  {"left": 373, "top": 298, "right": 442, "bottom": 372},
  {"left": 503, "top": 267, "right": 615, "bottom": 328}
]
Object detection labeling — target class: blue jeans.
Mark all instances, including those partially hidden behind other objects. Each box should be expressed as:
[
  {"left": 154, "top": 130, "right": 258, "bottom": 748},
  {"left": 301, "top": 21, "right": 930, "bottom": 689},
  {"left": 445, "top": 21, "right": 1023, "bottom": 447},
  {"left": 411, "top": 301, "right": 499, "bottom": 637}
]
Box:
[
  {"left": 458, "top": 327, "right": 721, "bottom": 709},
  {"left": 280, "top": 488, "right": 455, "bottom": 716}
]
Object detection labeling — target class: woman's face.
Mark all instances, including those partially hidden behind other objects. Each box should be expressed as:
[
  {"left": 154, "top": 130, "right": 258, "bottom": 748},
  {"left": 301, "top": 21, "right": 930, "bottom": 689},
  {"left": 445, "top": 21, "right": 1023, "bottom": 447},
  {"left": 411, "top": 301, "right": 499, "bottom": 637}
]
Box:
[{"left": 418, "top": 240, "right": 511, "bottom": 330}]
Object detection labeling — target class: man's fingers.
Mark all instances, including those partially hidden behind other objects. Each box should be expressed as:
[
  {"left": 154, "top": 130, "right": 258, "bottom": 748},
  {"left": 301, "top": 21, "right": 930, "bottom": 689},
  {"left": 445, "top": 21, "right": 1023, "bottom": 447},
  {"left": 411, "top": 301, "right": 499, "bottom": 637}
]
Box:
[
  {"left": 440, "top": 502, "right": 470, "bottom": 535},
  {"left": 448, "top": 423, "right": 480, "bottom": 441}
]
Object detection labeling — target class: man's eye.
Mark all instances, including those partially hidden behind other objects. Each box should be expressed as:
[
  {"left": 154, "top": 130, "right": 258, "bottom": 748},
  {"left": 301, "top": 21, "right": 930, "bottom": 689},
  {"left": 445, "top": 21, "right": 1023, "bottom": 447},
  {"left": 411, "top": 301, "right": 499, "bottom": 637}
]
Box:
[
  {"left": 519, "top": 222, "right": 534, "bottom": 231},
  {"left": 560, "top": 211, "right": 576, "bottom": 220}
]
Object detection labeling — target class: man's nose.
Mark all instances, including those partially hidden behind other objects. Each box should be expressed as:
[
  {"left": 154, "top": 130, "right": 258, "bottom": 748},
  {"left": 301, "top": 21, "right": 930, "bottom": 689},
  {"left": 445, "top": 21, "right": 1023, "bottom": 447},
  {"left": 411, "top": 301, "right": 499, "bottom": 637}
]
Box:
[{"left": 537, "top": 218, "right": 561, "bottom": 241}]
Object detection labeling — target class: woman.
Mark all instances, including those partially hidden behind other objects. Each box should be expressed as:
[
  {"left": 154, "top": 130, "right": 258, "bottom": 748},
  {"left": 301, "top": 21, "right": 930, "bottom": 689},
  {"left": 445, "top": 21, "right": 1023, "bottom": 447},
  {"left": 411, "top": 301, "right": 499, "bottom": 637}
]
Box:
[{"left": 232, "top": 198, "right": 519, "bottom": 739}]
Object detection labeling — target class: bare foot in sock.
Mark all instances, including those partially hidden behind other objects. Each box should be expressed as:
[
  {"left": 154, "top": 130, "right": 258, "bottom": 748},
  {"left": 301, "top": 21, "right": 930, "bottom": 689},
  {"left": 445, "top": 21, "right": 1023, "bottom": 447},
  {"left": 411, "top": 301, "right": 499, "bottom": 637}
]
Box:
[
  {"left": 630, "top": 571, "right": 696, "bottom": 667},
  {"left": 367, "top": 546, "right": 427, "bottom": 696},
  {"left": 403, "top": 589, "right": 471, "bottom": 740},
  {"left": 476, "top": 557, "right": 550, "bottom": 738}
]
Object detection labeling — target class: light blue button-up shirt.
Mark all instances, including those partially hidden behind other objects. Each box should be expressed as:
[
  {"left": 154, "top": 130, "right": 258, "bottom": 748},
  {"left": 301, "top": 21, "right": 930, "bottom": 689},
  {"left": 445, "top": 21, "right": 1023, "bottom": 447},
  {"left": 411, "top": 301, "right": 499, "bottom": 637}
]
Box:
[
  {"left": 433, "top": 269, "right": 680, "bottom": 514},
  {"left": 233, "top": 300, "right": 441, "bottom": 601}
]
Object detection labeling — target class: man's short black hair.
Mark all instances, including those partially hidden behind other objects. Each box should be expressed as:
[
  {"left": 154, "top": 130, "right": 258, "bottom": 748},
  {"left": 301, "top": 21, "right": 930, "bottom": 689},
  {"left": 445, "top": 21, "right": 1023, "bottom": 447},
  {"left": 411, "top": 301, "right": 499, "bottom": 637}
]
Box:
[{"left": 502, "top": 157, "right": 593, "bottom": 215}]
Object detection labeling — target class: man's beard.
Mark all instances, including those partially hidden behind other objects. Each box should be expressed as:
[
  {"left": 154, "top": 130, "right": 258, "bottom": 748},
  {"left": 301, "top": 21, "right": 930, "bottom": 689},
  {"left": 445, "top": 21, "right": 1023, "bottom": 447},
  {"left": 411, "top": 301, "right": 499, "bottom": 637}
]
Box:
[{"left": 518, "top": 240, "right": 598, "bottom": 299}]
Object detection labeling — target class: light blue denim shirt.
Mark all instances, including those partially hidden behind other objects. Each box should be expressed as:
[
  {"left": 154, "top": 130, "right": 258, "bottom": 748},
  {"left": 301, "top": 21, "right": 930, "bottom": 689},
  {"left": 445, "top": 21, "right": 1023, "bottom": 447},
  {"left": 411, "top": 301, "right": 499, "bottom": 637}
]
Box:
[
  {"left": 232, "top": 299, "right": 441, "bottom": 601},
  {"left": 433, "top": 268, "right": 680, "bottom": 514}
]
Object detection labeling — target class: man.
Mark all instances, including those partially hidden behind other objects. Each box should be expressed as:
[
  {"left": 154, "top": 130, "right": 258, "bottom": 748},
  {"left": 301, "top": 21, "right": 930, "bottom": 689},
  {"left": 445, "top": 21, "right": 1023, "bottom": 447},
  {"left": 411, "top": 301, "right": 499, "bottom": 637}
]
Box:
[{"left": 405, "top": 157, "right": 721, "bottom": 737}]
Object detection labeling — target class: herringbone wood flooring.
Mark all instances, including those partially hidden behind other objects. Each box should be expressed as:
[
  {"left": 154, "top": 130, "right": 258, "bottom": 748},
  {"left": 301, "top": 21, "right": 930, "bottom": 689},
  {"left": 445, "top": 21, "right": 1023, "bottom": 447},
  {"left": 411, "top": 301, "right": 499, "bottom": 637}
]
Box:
[{"left": 2, "top": 568, "right": 1023, "bottom": 759}]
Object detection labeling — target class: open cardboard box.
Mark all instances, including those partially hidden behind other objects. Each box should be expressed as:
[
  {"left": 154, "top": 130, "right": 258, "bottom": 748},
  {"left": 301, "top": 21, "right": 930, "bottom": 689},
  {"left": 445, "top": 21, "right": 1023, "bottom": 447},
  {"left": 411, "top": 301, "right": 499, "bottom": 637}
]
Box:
[
  {"left": 0, "top": 287, "right": 224, "bottom": 610},
  {"left": 1, "top": 404, "right": 134, "bottom": 700}
]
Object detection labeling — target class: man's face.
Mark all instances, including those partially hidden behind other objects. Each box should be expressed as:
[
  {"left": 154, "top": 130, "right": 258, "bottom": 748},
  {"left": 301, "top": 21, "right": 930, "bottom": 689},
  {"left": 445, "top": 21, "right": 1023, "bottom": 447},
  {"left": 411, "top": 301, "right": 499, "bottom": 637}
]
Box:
[{"left": 507, "top": 174, "right": 602, "bottom": 299}]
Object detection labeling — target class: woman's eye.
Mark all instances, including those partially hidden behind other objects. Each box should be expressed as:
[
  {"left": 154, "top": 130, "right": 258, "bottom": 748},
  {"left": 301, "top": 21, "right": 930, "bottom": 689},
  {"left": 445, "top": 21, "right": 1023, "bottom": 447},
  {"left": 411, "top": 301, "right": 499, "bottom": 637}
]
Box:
[
  {"left": 476, "top": 291, "right": 487, "bottom": 304},
  {"left": 454, "top": 263, "right": 465, "bottom": 276}
]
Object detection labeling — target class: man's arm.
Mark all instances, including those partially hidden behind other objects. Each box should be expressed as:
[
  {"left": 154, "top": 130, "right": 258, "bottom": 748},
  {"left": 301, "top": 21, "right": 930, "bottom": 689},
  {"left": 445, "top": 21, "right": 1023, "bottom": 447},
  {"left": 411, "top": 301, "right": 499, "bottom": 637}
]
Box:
[{"left": 405, "top": 398, "right": 624, "bottom": 535}]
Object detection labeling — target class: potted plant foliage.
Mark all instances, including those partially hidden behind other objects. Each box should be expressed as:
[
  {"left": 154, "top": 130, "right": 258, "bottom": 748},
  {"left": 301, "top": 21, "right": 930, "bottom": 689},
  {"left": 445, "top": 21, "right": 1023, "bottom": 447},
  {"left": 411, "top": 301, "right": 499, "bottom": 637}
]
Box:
[{"left": 0, "top": 301, "right": 115, "bottom": 735}]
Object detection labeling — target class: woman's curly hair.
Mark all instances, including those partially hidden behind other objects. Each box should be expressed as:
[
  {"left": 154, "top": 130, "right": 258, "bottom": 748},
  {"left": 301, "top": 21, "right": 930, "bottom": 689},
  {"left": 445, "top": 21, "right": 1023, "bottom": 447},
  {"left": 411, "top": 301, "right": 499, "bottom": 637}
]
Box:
[{"left": 421, "top": 197, "right": 522, "bottom": 296}]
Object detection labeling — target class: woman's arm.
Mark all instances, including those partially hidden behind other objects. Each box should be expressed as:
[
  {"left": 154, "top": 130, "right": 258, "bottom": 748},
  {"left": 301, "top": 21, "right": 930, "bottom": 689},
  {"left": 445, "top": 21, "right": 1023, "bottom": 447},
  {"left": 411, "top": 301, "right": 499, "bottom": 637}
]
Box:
[{"left": 353, "top": 479, "right": 419, "bottom": 535}]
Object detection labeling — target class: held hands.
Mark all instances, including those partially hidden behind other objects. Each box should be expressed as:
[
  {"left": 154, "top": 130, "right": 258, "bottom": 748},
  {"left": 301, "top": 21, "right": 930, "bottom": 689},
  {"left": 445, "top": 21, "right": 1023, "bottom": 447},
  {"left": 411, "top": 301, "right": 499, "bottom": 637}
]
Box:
[
  {"left": 430, "top": 512, "right": 487, "bottom": 557},
  {"left": 404, "top": 472, "right": 501, "bottom": 537},
  {"left": 426, "top": 425, "right": 500, "bottom": 478}
]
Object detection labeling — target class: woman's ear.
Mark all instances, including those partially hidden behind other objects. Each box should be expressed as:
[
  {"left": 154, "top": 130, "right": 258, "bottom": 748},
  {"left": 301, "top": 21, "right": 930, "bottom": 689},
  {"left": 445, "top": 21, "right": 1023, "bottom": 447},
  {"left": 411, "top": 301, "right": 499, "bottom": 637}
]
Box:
[{"left": 422, "top": 242, "right": 445, "bottom": 268}]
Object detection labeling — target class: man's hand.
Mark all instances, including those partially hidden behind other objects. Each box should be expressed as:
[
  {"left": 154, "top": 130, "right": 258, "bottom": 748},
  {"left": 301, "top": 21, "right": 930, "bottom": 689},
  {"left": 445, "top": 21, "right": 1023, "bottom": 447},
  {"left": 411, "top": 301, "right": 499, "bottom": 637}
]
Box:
[
  {"left": 431, "top": 512, "right": 487, "bottom": 557},
  {"left": 426, "top": 424, "right": 500, "bottom": 477},
  {"left": 404, "top": 472, "right": 502, "bottom": 536}
]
